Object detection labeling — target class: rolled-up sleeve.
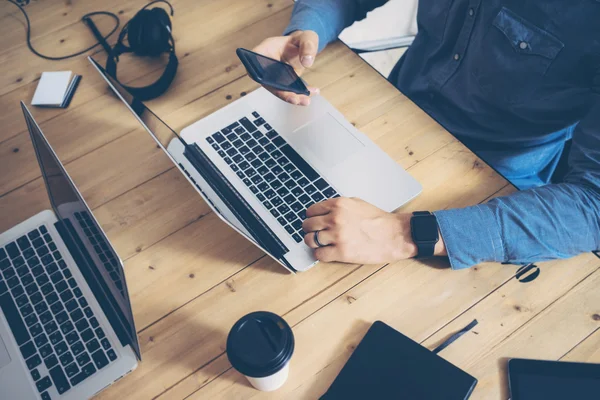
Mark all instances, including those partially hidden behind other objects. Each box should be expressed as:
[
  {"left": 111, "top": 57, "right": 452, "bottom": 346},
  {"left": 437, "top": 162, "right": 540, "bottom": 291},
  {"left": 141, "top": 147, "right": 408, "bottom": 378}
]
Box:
[
  {"left": 283, "top": 0, "right": 388, "bottom": 53},
  {"left": 434, "top": 95, "right": 600, "bottom": 270}
]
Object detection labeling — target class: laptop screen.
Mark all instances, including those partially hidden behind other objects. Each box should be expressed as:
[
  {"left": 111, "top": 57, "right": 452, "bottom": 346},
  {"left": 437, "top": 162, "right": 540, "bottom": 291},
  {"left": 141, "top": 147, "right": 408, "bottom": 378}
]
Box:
[
  {"left": 22, "top": 103, "right": 141, "bottom": 359},
  {"left": 88, "top": 56, "right": 293, "bottom": 269},
  {"left": 89, "top": 57, "right": 185, "bottom": 157}
]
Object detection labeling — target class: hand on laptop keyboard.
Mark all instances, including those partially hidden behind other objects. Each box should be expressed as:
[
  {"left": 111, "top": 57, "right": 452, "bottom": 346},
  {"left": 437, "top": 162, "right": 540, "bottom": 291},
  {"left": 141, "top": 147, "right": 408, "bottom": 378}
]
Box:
[
  {"left": 252, "top": 31, "right": 320, "bottom": 105},
  {"left": 301, "top": 198, "right": 426, "bottom": 264}
]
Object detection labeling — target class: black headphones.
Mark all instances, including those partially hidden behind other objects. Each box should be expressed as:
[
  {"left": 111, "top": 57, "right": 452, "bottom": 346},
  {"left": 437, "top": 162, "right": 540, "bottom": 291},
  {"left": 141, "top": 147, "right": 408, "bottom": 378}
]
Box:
[{"left": 105, "top": 0, "right": 178, "bottom": 101}]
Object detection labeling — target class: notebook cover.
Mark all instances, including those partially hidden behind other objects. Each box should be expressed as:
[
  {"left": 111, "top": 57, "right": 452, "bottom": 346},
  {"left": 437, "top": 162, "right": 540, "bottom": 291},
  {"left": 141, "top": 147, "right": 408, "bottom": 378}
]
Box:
[
  {"left": 321, "top": 321, "right": 477, "bottom": 400},
  {"left": 31, "top": 71, "right": 73, "bottom": 106}
]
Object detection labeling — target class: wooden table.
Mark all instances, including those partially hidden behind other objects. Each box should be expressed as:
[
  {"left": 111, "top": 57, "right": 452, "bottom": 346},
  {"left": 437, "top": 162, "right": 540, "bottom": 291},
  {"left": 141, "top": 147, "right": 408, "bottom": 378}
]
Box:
[{"left": 1, "top": 1, "right": 598, "bottom": 399}]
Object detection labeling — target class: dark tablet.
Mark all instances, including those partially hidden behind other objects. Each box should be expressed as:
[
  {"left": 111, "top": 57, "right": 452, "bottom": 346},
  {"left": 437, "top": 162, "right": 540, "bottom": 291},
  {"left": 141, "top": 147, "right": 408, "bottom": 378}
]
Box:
[{"left": 509, "top": 358, "right": 600, "bottom": 400}]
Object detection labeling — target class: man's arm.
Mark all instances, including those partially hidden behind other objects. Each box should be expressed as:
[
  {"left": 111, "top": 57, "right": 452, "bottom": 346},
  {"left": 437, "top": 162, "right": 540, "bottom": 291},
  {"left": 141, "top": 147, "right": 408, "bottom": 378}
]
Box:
[
  {"left": 300, "top": 96, "right": 599, "bottom": 268},
  {"left": 283, "top": 0, "right": 388, "bottom": 53},
  {"left": 434, "top": 95, "right": 600, "bottom": 269}
]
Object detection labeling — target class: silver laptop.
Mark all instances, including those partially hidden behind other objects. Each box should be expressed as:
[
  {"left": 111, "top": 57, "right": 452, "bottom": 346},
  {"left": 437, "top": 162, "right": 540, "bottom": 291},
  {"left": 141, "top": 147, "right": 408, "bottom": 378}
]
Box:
[
  {"left": 89, "top": 56, "right": 422, "bottom": 272},
  {"left": 0, "top": 103, "right": 139, "bottom": 400}
]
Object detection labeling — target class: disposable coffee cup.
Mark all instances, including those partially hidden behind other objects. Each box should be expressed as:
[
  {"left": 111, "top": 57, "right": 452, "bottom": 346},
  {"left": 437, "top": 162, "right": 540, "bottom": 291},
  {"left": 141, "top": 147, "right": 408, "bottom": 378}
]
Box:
[{"left": 226, "top": 311, "right": 295, "bottom": 391}]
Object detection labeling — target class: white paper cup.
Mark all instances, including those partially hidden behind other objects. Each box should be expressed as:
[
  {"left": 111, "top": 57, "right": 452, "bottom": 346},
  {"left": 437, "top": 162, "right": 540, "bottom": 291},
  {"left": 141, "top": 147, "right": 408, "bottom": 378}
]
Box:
[
  {"left": 226, "top": 311, "right": 295, "bottom": 392},
  {"left": 245, "top": 362, "right": 290, "bottom": 391}
]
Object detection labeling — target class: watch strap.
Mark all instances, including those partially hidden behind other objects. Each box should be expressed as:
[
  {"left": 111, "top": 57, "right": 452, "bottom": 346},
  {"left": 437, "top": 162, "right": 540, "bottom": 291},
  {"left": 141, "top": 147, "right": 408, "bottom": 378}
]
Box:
[
  {"left": 413, "top": 211, "right": 431, "bottom": 216},
  {"left": 416, "top": 241, "right": 435, "bottom": 258}
]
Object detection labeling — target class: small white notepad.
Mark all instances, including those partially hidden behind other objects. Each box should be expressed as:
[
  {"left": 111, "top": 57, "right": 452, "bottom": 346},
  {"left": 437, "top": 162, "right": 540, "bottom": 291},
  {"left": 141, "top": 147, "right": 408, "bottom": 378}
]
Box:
[{"left": 31, "top": 71, "right": 74, "bottom": 106}]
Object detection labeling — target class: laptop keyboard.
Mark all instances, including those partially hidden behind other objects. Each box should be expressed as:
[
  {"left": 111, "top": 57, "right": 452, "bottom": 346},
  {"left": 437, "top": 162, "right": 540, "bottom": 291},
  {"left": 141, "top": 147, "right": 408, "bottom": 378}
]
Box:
[
  {"left": 207, "top": 111, "right": 340, "bottom": 243},
  {"left": 0, "top": 225, "right": 117, "bottom": 399}
]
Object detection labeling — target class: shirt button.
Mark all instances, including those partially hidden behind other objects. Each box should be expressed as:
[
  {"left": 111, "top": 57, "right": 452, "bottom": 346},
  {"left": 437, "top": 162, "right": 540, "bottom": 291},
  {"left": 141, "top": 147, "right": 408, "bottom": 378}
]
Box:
[
  {"left": 453, "top": 53, "right": 460, "bottom": 61},
  {"left": 468, "top": 8, "right": 474, "bottom": 16},
  {"left": 519, "top": 41, "right": 529, "bottom": 50}
]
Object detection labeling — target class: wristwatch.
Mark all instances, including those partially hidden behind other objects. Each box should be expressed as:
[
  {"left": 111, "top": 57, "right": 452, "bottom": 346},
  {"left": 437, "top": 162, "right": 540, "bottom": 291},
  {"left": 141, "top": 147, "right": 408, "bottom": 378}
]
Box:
[{"left": 410, "top": 211, "right": 439, "bottom": 258}]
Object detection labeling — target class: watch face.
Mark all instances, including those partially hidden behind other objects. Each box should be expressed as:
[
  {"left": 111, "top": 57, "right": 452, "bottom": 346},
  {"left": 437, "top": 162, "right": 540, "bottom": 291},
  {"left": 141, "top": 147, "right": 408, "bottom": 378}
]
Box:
[{"left": 412, "top": 216, "right": 439, "bottom": 242}]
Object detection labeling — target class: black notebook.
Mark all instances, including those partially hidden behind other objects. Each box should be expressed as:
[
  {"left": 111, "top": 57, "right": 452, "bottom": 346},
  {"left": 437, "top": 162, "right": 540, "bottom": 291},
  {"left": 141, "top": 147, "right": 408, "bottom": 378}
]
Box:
[{"left": 321, "top": 321, "right": 477, "bottom": 400}]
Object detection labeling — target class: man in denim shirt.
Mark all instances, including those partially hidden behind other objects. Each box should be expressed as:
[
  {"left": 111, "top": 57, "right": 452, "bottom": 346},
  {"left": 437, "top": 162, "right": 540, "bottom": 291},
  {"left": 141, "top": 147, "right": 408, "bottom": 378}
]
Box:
[{"left": 253, "top": 0, "right": 600, "bottom": 269}]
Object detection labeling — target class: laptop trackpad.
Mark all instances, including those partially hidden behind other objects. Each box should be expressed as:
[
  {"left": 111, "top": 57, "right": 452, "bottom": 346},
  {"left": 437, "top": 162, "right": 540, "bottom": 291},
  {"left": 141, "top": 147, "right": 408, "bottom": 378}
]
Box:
[
  {"left": 290, "top": 113, "right": 365, "bottom": 168},
  {"left": 0, "top": 335, "right": 11, "bottom": 370}
]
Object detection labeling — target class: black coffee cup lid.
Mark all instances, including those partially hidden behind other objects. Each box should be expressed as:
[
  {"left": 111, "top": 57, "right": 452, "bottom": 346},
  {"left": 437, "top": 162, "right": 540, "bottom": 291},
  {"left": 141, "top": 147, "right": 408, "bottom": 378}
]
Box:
[{"left": 226, "top": 311, "right": 295, "bottom": 378}]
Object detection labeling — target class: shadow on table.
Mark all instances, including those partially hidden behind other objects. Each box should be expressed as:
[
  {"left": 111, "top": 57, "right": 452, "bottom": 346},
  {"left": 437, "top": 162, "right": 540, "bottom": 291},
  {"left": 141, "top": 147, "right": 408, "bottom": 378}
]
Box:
[
  {"left": 313, "top": 319, "right": 373, "bottom": 396},
  {"left": 418, "top": 257, "right": 452, "bottom": 270},
  {"left": 498, "top": 357, "right": 511, "bottom": 399},
  {"left": 133, "top": 312, "right": 235, "bottom": 397},
  {"left": 247, "top": 254, "right": 294, "bottom": 276}
]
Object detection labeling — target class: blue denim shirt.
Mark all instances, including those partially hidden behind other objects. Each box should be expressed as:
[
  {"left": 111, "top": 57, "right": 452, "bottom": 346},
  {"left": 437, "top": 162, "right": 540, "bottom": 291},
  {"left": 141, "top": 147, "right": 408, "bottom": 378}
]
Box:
[{"left": 284, "top": 0, "right": 600, "bottom": 269}]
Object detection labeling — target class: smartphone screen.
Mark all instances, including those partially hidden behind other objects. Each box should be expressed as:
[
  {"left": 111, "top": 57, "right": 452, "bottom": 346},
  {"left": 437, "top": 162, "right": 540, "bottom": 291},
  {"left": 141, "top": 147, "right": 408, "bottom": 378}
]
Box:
[{"left": 236, "top": 48, "right": 310, "bottom": 96}]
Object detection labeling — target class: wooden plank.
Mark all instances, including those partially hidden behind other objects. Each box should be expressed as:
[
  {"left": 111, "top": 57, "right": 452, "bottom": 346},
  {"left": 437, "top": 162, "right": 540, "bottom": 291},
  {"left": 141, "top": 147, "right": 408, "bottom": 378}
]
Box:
[
  {"left": 0, "top": 0, "right": 153, "bottom": 95},
  {"left": 420, "top": 254, "right": 599, "bottom": 379},
  {"left": 452, "top": 268, "right": 600, "bottom": 399},
  {"left": 186, "top": 257, "right": 600, "bottom": 400},
  {"left": 561, "top": 328, "right": 600, "bottom": 363},
  {"left": 0, "top": 0, "right": 150, "bottom": 57},
  {"left": 399, "top": 140, "right": 508, "bottom": 212},
  {"left": 92, "top": 167, "right": 211, "bottom": 260},
  {"left": 124, "top": 212, "right": 266, "bottom": 331},
  {"left": 116, "top": 257, "right": 513, "bottom": 400},
  {"left": 0, "top": 177, "right": 49, "bottom": 232},
  {"left": 0, "top": 92, "right": 149, "bottom": 196},
  {"left": 0, "top": 167, "right": 211, "bottom": 261},
  {"left": 184, "top": 259, "right": 513, "bottom": 399},
  {"left": 0, "top": 0, "right": 291, "bottom": 96}
]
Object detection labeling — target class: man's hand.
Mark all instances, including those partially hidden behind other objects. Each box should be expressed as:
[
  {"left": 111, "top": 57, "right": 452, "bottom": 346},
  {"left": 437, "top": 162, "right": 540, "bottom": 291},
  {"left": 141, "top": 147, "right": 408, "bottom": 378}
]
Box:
[
  {"left": 252, "top": 30, "right": 320, "bottom": 106},
  {"left": 302, "top": 197, "right": 447, "bottom": 264}
]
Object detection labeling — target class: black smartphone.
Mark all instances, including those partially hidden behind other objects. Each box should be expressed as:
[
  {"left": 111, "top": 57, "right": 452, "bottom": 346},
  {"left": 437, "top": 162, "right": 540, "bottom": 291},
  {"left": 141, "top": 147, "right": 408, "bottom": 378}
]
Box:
[{"left": 236, "top": 48, "right": 310, "bottom": 96}]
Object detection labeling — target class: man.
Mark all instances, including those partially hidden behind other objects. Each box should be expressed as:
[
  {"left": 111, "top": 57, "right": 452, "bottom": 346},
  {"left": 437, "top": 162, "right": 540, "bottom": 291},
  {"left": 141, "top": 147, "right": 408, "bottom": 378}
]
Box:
[{"left": 253, "top": 0, "right": 600, "bottom": 269}]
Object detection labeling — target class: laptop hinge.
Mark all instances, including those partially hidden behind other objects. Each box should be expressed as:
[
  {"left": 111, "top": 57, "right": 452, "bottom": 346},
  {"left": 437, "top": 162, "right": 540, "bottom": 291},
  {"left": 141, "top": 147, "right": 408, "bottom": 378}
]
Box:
[
  {"left": 182, "top": 143, "right": 289, "bottom": 260},
  {"left": 54, "top": 219, "right": 137, "bottom": 358}
]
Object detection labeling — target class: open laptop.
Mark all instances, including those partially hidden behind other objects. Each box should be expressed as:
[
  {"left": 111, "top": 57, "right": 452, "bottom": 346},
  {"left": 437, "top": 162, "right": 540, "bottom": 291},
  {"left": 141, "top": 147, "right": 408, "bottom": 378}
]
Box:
[
  {"left": 0, "top": 103, "right": 139, "bottom": 400},
  {"left": 89, "top": 56, "right": 422, "bottom": 272}
]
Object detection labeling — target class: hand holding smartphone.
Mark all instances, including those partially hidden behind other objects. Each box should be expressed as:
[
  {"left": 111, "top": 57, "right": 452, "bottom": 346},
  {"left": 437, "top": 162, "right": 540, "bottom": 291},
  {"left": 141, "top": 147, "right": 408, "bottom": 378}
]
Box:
[{"left": 236, "top": 47, "right": 311, "bottom": 97}]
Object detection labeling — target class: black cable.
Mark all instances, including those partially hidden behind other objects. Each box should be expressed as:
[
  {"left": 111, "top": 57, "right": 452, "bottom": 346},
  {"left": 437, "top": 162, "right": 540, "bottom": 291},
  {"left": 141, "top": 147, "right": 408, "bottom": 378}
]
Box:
[
  {"left": 432, "top": 319, "right": 478, "bottom": 354},
  {"left": 6, "top": 0, "right": 120, "bottom": 61}
]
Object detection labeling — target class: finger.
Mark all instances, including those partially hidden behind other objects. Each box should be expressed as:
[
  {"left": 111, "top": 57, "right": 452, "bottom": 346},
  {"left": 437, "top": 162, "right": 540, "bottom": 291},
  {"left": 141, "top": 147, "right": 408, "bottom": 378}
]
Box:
[
  {"left": 297, "top": 87, "right": 320, "bottom": 105},
  {"left": 264, "top": 85, "right": 313, "bottom": 106},
  {"left": 314, "top": 245, "right": 338, "bottom": 263},
  {"left": 308, "top": 86, "right": 320, "bottom": 96},
  {"left": 302, "top": 215, "right": 329, "bottom": 233},
  {"left": 304, "top": 229, "right": 335, "bottom": 249},
  {"left": 265, "top": 86, "right": 300, "bottom": 104},
  {"left": 306, "top": 201, "right": 333, "bottom": 218},
  {"left": 290, "top": 31, "right": 319, "bottom": 68}
]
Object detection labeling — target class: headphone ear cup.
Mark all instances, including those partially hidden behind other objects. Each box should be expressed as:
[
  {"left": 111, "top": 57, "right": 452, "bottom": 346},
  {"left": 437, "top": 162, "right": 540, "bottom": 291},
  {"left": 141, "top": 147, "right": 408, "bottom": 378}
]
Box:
[
  {"left": 150, "top": 8, "right": 172, "bottom": 52},
  {"left": 153, "top": 7, "right": 171, "bottom": 29},
  {"left": 126, "top": 11, "right": 146, "bottom": 54}
]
